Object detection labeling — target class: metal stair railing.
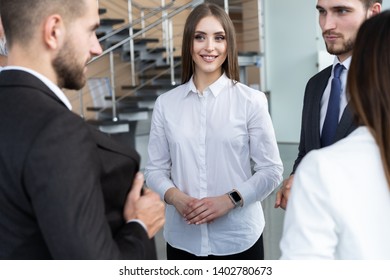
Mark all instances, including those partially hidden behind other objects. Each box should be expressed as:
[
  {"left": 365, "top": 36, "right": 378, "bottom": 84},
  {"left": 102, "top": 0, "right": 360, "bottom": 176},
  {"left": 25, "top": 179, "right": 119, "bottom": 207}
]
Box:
[{"left": 98, "top": 1, "right": 176, "bottom": 43}]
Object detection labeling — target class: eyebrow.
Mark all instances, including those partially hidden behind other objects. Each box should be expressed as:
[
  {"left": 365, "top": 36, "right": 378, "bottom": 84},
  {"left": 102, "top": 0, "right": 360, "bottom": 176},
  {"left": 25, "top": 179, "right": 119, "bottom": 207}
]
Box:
[
  {"left": 316, "top": 5, "right": 352, "bottom": 10},
  {"left": 194, "top": 31, "right": 225, "bottom": 34}
]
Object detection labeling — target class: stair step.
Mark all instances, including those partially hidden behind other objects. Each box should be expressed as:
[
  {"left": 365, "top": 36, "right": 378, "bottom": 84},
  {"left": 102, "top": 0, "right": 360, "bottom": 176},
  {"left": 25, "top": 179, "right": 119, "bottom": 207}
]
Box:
[
  {"left": 138, "top": 73, "right": 181, "bottom": 86},
  {"left": 86, "top": 118, "right": 133, "bottom": 134},
  {"left": 102, "top": 28, "right": 142, "bottom": 41},
  {"left": 97, "top": 18, "right": 126, "bottom": 38},
  {"left": 105, "top": 95, "right": 158, "bottom": 102},
  {"left": 100, "top": 18, "right": 125, "bottom": 26},
  {"left": 153, "top": 63, "right": 180, "bottom": 70},
  {"left": 87, "top": 106, "right": 150, "bottom": 115},
  {"left": 116, "top": 28, "right": 142, "bottom": 36},
  {"left": 139, "top": 73, "right": 181, "bottom": 79},
  {"left": 147, "top": 47, "right": 170, "bottom": 54},
  {"left": 122, "top": 84, "right": 177, "bottom": 91},
  {"left": 121, "top": 38, "right": 160, "bottom": 50},
  {"left": 117, "top": 96, "right": 157, "bottom": 111}
]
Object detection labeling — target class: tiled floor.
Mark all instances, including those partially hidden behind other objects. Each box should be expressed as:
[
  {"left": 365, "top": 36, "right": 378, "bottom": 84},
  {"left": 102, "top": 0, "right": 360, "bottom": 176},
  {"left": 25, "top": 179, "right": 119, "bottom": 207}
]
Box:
[{"left": 135, "top": 125, "right": 298, "bottom": 260}]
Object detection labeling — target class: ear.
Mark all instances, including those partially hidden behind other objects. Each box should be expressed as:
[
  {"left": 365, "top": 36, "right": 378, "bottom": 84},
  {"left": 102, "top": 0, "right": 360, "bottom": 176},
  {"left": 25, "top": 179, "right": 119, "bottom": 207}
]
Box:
[
  {"left": 368, "top": 3, "right": 381, "bottom": 18},
  {"left": 43, "top": 14, "right": 65, "bottom": 50}
]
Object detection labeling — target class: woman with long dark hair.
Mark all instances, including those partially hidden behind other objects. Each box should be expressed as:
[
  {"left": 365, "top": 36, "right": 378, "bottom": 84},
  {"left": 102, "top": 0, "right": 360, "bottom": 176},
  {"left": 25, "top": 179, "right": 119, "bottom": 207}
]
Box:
[{"left": 145, "top": 3, "right": 283, "bottom": 260}]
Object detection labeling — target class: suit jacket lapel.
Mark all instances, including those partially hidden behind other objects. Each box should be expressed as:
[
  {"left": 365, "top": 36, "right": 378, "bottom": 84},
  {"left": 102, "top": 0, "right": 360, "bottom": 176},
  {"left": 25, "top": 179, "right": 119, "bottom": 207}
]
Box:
[
  {"left": 335, "top": 103, "right": 355, "bottom": 141},
  {"left": 311, "top": 65, "right": 332, "bottom": 148},
  {"left": 87, "top": 125, "right": 140, "bottom": 167}
]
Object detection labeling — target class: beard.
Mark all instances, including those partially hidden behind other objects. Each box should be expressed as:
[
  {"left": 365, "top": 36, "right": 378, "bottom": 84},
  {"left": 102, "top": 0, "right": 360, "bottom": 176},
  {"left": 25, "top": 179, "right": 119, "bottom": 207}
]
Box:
[
  {"left": 325, "top": 37, "right": 354, "bottom": 57},
  {"left": 0, "top": 36, "right": 8, "bottom": 56},
  {"left": 52, "top": 41, "right": 87, "bottom": 90}
]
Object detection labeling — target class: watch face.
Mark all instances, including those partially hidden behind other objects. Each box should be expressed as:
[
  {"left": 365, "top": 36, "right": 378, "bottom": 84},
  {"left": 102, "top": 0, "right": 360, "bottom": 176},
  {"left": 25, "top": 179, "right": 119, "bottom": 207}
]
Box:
[{"left": 230, "top": 191, "right": 241, "bottom": 202}]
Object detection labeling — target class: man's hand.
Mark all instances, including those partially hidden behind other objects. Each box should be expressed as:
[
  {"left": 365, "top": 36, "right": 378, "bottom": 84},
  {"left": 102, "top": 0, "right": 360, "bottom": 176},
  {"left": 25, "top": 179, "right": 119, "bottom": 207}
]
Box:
[
  {"left": 123, "top": 172, "right": 165, "bottom": 238},
  {"left": 274, "top": 175, "right": 294, "bottom": 210}
]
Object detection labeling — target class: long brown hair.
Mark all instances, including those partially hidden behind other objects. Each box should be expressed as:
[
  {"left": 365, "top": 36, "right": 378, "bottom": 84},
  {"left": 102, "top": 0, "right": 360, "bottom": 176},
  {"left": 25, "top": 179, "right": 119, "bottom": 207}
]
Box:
[
  {"left": 348, "top": 10, "right": 390, "bottom": 188},
  {"left": 181, "top": 2, "right": 240, "bottom": 84}
]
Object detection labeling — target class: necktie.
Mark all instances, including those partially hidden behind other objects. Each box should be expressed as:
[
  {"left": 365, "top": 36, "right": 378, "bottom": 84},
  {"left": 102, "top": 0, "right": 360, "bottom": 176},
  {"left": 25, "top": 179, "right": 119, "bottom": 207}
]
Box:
[{"left": 321, "top": 63, "right": 344, "bottom": 147}]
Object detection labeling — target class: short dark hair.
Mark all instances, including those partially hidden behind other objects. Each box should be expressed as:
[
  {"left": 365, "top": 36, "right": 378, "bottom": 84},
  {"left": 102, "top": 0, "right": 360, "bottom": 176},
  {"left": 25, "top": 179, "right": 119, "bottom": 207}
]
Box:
[
  {"left": 181, "top": 3, "right": 240, "bottom": 84},
  {"left": 348, "top": 10, "right": 390, "bottom": 188},
  {"left": 361, "top": 0, "right": 382, "bottom": 9},
  {"left": 0, "top": 0, "right": 86, "bottom": 46}
]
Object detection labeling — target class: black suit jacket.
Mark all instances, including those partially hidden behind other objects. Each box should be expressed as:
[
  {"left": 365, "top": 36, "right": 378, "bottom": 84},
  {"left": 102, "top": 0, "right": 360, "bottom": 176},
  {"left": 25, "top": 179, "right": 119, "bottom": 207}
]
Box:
[
  {"left": 0, "top": 70, "right": 156, "bottom": 259},
  {"left": 292, "top": 65, "right": 357, "bottom": 173}
]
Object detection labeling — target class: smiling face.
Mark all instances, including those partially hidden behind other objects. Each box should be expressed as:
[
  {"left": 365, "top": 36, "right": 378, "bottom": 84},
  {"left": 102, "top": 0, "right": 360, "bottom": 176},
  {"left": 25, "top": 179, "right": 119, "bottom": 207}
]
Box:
[{"left": 191, "top": 15, "right": 227, "bottom": 83}]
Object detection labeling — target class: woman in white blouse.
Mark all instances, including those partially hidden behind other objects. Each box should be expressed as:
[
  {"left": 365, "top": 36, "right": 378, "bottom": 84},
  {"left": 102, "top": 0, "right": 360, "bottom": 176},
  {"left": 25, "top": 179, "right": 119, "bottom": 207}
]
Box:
[
  {"left": 145, "top": 3, "right": 283, "bottom": 259},
  {"left": 280, "top": 10, "right": 390, "bottom": 259}
]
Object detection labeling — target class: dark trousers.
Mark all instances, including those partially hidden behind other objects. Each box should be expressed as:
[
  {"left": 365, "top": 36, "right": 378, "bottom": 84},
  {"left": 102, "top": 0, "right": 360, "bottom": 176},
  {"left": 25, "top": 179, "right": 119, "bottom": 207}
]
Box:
[{"left": 166, "top": 234, "right": 264, "bottom": 260}]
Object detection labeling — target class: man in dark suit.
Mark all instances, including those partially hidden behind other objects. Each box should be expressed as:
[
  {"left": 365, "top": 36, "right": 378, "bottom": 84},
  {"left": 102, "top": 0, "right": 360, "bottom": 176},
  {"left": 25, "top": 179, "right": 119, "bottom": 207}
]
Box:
[
  {"left": 275, "top": 0, "right": 382, "bottom": 210},
  {"left": 0, "top": 0, "right": 165, "bottom": 259}
]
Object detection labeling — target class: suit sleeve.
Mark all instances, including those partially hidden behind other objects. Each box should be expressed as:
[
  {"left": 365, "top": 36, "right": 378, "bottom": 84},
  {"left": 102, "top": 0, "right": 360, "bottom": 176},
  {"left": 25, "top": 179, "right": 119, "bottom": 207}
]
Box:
[
  {"left": 292, "top": 78, "right": 315, "bottom": 174},
  {"left": 292, "top": 67, "right": 332, "bottom": 174},
  {"left": 23, "top": 112, "right": 153, "bottom": 259}
]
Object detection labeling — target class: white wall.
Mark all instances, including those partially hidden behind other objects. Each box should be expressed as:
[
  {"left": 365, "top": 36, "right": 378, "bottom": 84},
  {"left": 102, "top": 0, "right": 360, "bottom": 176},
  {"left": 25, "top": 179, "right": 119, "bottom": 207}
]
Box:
[{"left": 264, "top": 0, "right": 318, "bottom": 143}]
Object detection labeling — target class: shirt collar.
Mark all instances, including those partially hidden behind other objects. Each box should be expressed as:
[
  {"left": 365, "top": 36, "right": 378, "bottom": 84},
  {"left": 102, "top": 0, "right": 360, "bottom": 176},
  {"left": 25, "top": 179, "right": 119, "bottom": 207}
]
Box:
[
  {"left": 334, "top": 56, "right": 351, "bottom": 71},
  {"left": 185, "top": 76, "right": 197, "bottom": 97},
  {"left": 2, "top": 66, "right": 73, "bottom": 110},
  {"left": 185, "top": 73, "right": 230, "bottom": 97}
]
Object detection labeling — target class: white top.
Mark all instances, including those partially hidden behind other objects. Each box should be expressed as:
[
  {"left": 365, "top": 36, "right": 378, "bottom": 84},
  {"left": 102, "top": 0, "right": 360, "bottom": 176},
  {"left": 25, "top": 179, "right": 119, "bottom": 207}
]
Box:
[
  {"left": 280, "top": 126, "right": 390, "bottom": 259},
  {"left": 145, "top": 73, "right": 283, "bottom": 256},
  {"left": 320, "top": 56, "right": 351, "bottom": 134}
]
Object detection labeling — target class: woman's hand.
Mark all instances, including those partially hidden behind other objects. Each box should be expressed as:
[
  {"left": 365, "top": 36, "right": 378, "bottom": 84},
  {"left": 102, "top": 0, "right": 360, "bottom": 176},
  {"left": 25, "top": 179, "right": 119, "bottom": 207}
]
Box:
[
  {"left": 184, "top": 195, "right": 235, "bottom": 225},
  {"left": 164, "top": 187, "right": 199, "bottom": 217}
]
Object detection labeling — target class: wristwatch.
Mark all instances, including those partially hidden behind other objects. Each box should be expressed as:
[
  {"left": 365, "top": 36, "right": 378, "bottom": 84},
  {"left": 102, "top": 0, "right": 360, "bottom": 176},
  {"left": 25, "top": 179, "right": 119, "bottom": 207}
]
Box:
[{"left": 227, "top": 190, "right": 243, "bottom": 208}]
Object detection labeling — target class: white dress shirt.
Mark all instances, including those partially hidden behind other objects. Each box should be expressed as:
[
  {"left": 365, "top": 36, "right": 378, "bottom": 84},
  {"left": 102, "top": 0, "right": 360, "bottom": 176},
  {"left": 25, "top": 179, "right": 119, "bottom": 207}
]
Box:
[
  {"left": 280, "top": 126, "right": 390, "bottom": 259},
  {"left": 145, "top": 73, "right": 283, "bottom": 256},
  {"left": 320, "top": 56, "right": 351, "bottom": 134}
]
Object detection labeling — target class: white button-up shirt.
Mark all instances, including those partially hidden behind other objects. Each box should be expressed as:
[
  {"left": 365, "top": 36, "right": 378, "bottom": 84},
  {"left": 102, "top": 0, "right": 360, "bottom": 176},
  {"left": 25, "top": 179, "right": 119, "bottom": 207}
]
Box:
[{"left": 145, "top": 73, "right": 283, "bottom": 256}]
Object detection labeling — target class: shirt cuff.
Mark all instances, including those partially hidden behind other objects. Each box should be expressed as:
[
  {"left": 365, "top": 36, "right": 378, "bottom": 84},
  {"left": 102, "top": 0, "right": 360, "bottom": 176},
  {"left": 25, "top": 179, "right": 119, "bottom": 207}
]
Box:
[{"left": 126, "top": 219, "right": 147, "bottom": 232}]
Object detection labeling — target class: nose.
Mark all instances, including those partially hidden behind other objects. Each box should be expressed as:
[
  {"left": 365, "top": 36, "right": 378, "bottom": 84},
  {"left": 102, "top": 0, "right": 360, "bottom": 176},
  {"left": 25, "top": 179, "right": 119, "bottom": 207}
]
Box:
[
  {"left": 91, "top": 33, "right": 103, "bottom": 56},
  {"left": 205, "top": 38, "right": 215, "bottom": 52},
  {"left": 321, "top": 14, "right": 336, "bottom": 32}
]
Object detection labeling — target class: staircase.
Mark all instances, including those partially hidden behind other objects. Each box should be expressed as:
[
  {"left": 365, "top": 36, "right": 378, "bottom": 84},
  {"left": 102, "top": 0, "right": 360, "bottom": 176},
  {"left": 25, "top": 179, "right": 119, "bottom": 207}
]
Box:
[{"left": 70, "top": 0, "right": 264, "bottom": 154}]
